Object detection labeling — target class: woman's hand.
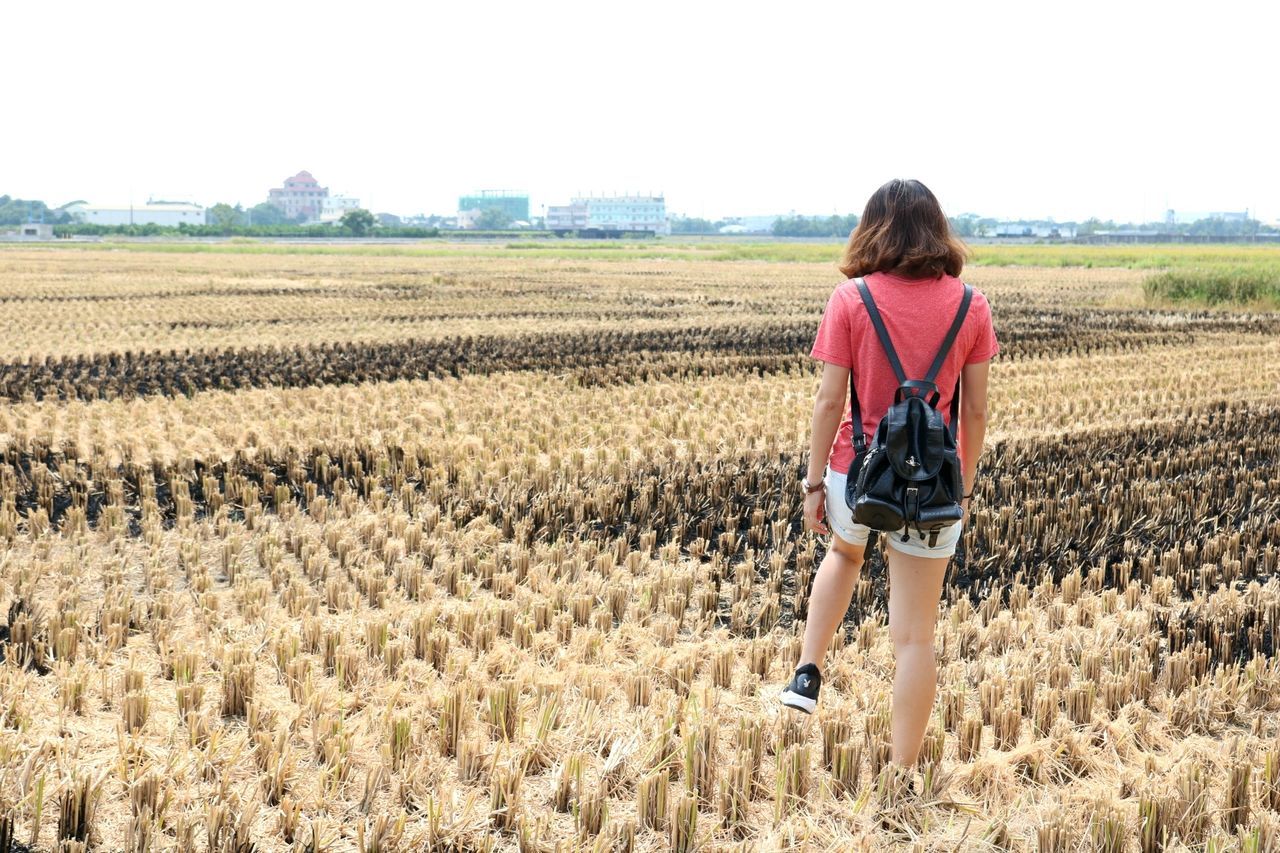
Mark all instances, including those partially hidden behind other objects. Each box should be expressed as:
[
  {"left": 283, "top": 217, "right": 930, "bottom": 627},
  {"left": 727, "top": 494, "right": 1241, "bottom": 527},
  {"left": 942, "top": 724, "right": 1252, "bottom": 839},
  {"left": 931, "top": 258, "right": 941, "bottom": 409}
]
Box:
[{"left": 804, "top": 487, "right": 829, "bottom": 536}]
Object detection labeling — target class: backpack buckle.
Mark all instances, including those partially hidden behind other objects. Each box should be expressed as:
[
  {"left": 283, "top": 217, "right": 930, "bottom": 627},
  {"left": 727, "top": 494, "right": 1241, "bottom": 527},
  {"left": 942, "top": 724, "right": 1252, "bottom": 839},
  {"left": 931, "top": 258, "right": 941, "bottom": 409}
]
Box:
[{"left": 903, "top": 487, "right": 920, "bottom": 541}]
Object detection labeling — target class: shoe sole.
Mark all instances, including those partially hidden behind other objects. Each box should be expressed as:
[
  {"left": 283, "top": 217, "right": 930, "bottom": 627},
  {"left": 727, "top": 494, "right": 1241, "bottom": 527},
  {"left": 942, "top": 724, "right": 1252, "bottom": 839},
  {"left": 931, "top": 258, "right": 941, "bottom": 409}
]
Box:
[{"left": 778, "top": 689, "right": 816, "bottom": 714}]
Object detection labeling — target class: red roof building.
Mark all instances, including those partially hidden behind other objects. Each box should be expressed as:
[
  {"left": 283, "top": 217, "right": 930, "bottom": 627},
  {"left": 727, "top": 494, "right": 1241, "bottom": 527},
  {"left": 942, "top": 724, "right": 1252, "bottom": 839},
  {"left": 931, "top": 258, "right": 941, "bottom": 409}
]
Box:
[{"left": 267, "top": 170, "right": 329, "bottom": 222}]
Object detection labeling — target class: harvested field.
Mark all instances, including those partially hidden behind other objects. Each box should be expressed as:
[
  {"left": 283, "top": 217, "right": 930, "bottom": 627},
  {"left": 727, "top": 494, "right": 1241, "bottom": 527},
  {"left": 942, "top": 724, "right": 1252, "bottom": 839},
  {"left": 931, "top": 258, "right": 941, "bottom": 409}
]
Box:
[{"left": 1, "top": 244, "right": 1279, "bottom": 851}]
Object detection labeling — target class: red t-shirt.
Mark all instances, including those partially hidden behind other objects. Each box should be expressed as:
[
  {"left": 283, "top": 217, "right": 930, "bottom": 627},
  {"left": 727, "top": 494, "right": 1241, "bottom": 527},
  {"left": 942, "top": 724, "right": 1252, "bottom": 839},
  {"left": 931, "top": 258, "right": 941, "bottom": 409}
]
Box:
[{"left": 810, "top": 270, "right": 999, "bottom": 476}]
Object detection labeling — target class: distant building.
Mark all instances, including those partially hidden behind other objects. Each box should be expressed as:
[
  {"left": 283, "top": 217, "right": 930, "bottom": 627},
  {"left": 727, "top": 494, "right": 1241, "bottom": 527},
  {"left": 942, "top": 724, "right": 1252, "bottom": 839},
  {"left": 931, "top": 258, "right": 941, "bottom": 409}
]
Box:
[
  {"left": 993, "top": 221, "right": 1077, "bottom": 239},
  {"left": 455, "top": 208, "right": 483, "bottom": 229},
  {"left": 546, "top": 194, "right": 668, "bottom": 235},
  {"left": 720, "top": 215, "right": 780, "bottom": 234},
  {"left": 458, "top": 191, "right": 529, "bottom": 225},
  {"left": 403, "top": 214, "right": 454, "bottom": 229},
  {"left": 66, "top": 201, "right": 205, "bottom": 227},
  {"left": 1, "top": 222, "right": 55, "bottom": 240},
  {"left": 545, "top": 201, "right": 588, "bottom": 232},
  {"left": 267, "top": 170, "right": 329, "bottom": 222},
  {"left": 1081, "top": 229, "right": 1280, "bottom": 244},
  {"left": 1165, "top": 209, "right": 1249, "bottom": 225},
  {"left": 320, "top": 194, "right": 361, "bottom": 223}
]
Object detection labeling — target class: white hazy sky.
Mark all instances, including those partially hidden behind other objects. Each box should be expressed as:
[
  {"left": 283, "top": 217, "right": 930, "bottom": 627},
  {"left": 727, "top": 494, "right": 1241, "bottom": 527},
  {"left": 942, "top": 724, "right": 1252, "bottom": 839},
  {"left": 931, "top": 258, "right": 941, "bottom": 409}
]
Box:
[{"left": 6, "top": 0, "right": 1278, "bottom": 223}]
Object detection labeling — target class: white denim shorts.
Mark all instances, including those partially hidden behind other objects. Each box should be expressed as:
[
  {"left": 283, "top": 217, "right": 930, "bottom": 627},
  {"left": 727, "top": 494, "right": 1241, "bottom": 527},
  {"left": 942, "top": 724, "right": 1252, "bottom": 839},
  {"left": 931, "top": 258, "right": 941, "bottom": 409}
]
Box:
[{"left": 823, "top": 464, "right": 963, "bottom": 559}]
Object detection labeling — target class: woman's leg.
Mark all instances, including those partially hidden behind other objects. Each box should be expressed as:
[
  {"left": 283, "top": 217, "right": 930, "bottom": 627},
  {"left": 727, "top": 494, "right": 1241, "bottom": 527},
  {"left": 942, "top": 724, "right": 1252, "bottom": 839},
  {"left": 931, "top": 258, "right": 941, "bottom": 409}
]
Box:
[
  {"left": 886, "top": 547, "right": 949, "bottom": 765},
  {"left": 798, "top": 534, "right": 865, "bottom": 670}
]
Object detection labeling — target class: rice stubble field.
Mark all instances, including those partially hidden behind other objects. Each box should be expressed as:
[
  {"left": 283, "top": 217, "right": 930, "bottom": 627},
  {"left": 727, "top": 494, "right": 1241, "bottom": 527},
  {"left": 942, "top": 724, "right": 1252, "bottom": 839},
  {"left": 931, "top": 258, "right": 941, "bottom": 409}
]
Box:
[{"left": 0, "top": 243, "right": 1279, "bottom": 851}]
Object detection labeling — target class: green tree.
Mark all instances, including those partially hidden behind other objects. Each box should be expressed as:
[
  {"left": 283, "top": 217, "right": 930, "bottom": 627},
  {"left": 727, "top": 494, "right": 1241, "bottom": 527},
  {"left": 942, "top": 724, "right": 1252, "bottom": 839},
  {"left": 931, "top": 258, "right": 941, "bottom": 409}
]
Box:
[
  {"left": 949, "top": 214, "right": 979, "bottom": 238},
  {"left": 208, "top": 202, "right": 244, "bottom": 233},
  {"left": 339, "top": 208, "right": 377, "bottom": 236},
  {"left": 1077, "top": 217, "right": 1114, "bottom": 236},
  {"left": 771, "top": 214, "right": 859, "bottom": 238},
  {"left": 247, "top": 203, "right": 289, "bottom": 227},
  {"left": 0, "top": 195, "right": 73, "bottom": 226},
  {"left": 474, "top": 207, "right": 512, "bottom": 230},
  {"left": 1188, "top": 215, "right": 1261, "bottom": 238},
  {"left": 671, "top": 217, "right": 719, "bottom": 234}
]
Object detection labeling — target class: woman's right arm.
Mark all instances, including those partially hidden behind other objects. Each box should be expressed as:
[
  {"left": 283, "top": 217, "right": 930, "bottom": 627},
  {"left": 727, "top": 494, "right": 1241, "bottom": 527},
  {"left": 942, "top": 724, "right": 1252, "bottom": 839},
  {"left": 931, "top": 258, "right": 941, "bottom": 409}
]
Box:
[
  {"left": 803, "top": 361, "right": 851, "bottom": 536},
  {"left": 959, "top": 359, "right": 990, "bottom": 517}
]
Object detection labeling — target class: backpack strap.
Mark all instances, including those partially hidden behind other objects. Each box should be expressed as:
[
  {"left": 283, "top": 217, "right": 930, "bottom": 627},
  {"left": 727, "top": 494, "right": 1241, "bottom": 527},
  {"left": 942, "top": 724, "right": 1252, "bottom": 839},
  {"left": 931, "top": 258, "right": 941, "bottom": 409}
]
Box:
[
  {"left": 930, "top": 283, "right": 974, "bottom": 438},
  {"left": 923, "top": 284, "right": 974, "bottom": 385},
  {"left": 848, "top": 276, "right": 900, "bottom": 454},
  {"left": 848, "top": 365, "right": 866, "bottom": 452},
  {"left": 854, "top": 278, "right": 907, "bottom": 385},
  {"left": 948, "top": 379, "right": 962, "bottom": 439},
  {"left": 844, "top": 279, "right": 873, "bottom": 453}
]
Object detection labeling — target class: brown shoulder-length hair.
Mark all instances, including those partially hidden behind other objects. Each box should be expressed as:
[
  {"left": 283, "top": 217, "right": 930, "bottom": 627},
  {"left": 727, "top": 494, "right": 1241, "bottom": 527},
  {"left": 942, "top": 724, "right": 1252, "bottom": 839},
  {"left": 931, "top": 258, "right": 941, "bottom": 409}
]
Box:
[{"left": 838, "top": 179, "right": 968, "bottom": 280}]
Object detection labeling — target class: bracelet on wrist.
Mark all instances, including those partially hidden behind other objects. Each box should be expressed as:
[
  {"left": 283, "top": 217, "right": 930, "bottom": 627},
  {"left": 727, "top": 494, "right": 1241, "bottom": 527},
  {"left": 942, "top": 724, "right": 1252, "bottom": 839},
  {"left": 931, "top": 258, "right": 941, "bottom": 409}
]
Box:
[{"left": 801, "top": 476, "right": 826, "bottom": 494}]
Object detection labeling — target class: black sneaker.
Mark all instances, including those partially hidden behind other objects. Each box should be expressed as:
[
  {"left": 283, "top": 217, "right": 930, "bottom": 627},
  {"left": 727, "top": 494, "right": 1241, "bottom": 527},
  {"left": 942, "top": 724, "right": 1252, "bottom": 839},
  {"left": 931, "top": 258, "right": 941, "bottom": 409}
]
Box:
[{"left": 779, "top": 662, "right": 822, "bottom": 713}]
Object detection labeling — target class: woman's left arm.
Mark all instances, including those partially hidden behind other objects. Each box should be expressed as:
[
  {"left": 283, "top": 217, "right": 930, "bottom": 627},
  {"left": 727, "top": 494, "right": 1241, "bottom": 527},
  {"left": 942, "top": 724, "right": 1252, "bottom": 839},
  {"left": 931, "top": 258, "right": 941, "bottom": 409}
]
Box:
[{"left": 803, "top": 361, "right": 851, "bottom": 534}]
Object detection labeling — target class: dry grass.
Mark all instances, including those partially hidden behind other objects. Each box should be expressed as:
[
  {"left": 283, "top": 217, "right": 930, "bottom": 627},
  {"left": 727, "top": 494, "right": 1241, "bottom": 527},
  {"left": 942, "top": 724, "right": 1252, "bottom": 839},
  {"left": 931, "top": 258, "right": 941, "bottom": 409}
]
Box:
[
  {"left": 0, "top": 246, "right": 1278, "bottom": 850},
  {"left": 0, "top": 333, "right": 1276, "bottom": 471},
  {"left": 0, "top": 250, "right": 1147, "bottom": 359},
  {"left": 5, "top": 515, "right": 1279, "bottom": 851}
]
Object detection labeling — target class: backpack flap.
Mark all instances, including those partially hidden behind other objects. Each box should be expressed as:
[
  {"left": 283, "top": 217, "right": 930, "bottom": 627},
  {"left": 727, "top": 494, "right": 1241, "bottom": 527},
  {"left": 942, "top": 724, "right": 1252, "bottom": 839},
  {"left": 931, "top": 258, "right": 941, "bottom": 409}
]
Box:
[
  {"left": 908, "top": 478, "right": 964, "bottom": 525},
  {"left": 884, "top": 395, "right": 947, "bottom": 481},
  {"left": 916, "top": 501, "right": 963, "bottom": 526}
]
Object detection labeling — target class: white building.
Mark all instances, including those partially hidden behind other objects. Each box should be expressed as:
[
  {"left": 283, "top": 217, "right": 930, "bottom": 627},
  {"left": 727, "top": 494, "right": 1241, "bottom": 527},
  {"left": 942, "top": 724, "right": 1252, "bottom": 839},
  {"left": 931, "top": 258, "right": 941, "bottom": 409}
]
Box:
[
  {"left": 719, "top": 215, "right": 780, "bottom": 234},
  {"left": 994, "top": 221, "right": 1077, "bottom": 239},
  {"left": 267, "top": 170, "right": 328, "bottom": 222},
  {"left": 67, "top": 201, "right": 206, "bottom": 227},
  {"left": 545, "top": 202, "right": 588, "bottom": 232},
  {"left": 320, "top": 195, "right": 361, "bottom": 223},
  {"left": 1, "top": 223, "right": 55, "bottom": 240},
  {"left": 455, "top": 208, "right": 483, "bottom": 229},
  {"left": 1165, "top": 209, "right": 1249, "bottom": 225},
  {"left": 546, "top": 194, "right": 668, "bottom": 234}
]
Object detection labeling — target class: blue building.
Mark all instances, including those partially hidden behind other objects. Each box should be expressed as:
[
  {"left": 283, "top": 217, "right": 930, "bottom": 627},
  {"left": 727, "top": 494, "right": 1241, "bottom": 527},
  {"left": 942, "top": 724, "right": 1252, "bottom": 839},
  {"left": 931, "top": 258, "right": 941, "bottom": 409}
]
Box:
[{"left": 458, "top": 191, "right": 529, "bottom": 225}]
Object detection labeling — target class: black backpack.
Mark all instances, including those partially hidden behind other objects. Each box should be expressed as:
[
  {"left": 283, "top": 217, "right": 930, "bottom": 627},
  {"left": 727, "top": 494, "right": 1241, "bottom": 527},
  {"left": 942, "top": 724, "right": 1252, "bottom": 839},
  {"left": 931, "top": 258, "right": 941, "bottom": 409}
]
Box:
[{"left": 844, "top": 277, "right": 973, "bottom": 546}]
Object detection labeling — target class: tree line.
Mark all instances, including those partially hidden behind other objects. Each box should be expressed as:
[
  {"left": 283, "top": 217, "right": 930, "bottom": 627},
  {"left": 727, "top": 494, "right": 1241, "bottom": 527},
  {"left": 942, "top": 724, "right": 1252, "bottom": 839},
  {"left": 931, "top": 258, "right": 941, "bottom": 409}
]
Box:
[
  {"left": 9, "top": 190, "right": 1278, "bottom": 240},
  {"left": 56, "top": 218, "right": 439, "bottom": 239},
  {"left": 0, "top": 195, "right": 76, "bottom": 225}
]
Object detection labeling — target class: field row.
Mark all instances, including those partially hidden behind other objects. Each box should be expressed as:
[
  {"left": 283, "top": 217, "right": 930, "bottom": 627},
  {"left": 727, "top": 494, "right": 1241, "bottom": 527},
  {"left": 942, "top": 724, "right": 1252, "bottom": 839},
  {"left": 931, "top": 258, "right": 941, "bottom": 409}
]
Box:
[
  {"left": 0, "top": 252, "right": 1151, "bottom": 358},
  {"left": 2, "top": 403, "right": 1279, "bottom": 850},
  {"left": 2, "top": 334, "right": 1276, "bottom": 474},
  {"left": 9, "top": 313, "right": 1279, "bottom": 403},
  {"left": 3, "top": 391, "right": 1278, "bottom": 622},
  {"left": 21, "top": 238, "right": 1280, "bottom": 268}
]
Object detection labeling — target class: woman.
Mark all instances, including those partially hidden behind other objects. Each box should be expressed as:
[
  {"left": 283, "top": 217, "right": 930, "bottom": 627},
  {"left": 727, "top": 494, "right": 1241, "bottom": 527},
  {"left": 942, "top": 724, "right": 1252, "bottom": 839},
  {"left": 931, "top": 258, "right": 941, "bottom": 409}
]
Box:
[{"left": 778, "top": 179, "right": 999, "bottom": 770}]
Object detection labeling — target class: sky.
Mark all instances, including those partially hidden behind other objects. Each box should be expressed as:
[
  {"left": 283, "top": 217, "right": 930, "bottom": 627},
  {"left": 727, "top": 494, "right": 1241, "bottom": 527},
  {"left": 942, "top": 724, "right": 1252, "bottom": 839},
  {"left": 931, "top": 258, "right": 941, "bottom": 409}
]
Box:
[{"left": 5, "top": 0, "right": 1279, "bottom": 223}]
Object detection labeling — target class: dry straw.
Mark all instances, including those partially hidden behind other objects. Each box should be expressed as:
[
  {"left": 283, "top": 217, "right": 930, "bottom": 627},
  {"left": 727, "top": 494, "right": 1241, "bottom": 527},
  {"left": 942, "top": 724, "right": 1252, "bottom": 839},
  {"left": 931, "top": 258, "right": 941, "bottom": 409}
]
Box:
[{"left": 1, "top": 248, "right": 1279, "bottom": 848}]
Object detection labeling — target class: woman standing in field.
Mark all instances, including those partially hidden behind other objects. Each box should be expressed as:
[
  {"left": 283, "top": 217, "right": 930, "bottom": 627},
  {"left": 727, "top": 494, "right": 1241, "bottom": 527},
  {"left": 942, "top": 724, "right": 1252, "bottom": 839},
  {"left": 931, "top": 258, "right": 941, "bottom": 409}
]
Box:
[{"left": 778, "top": 179, "right": 999, "bottom": 771}]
